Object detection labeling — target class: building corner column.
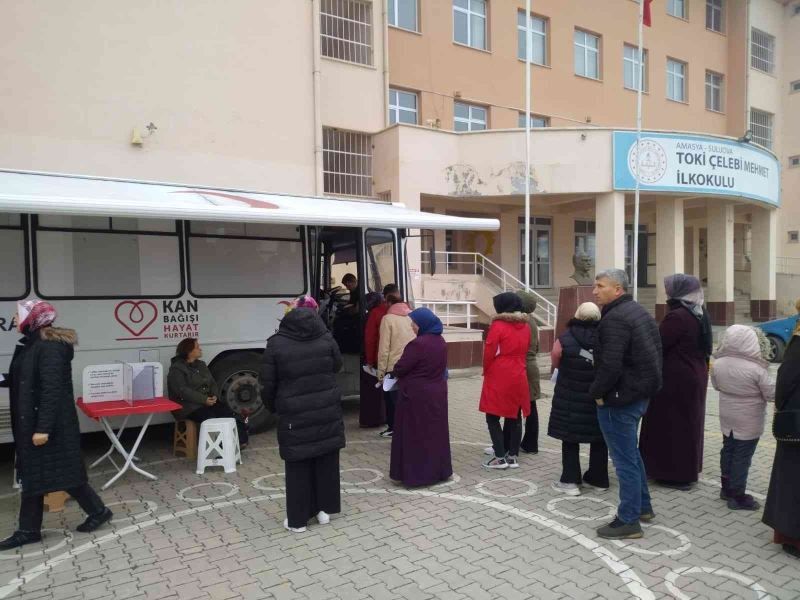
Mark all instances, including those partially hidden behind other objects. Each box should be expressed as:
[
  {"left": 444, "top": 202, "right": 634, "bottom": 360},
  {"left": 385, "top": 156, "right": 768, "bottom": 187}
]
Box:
[
  {"left": 595, "top": 192, "right": 625, "bottom": 274},
  {"left": 749, "top": 206, "right": 777, "bottom": 322},
  {"left": 655, "top": 197, "right": 685, "bottom": 322},
  {"left": 706, "top": 203, "right": 735, "bottom": 325}
]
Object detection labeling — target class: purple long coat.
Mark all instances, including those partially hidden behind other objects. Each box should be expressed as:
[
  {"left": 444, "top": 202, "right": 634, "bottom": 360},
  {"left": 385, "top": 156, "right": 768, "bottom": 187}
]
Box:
[
  {"left": 639, "top": 305, "right": 709, "bottom": 483},
  {"left": 390, "top": 333, "right": 453, "bottom": 487}
]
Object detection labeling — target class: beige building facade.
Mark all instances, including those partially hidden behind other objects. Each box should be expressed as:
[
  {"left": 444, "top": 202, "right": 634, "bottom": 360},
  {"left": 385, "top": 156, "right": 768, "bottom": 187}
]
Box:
[{"left": 0, "top": 0, "right": 797, "bottom": 323}]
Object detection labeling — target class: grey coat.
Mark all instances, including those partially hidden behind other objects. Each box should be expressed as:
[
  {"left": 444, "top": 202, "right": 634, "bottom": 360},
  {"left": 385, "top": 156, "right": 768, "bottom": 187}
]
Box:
[{"left": 167, "top": 358, "right": 219, "bottom": 420}]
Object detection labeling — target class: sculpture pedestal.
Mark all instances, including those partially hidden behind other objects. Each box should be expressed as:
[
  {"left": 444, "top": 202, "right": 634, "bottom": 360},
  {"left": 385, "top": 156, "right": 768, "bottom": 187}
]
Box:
[{"left": 556, "top": 286, "right": 595, "bottom": 340}]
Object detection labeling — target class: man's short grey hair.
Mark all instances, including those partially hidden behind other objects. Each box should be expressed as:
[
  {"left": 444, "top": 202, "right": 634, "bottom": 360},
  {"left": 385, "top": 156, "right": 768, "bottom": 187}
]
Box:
[{"left": 595, "top": 268, "right": 629, "bottom": 291}]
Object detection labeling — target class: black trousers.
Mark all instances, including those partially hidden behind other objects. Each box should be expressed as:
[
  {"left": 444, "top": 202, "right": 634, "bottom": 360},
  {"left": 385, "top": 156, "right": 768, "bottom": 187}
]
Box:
[
  {"left": 519, "top": 402, "right": 539, "bottom": 453},
  {"left": 560, "top": 441, "right": 610, "bottom": 487},
  {"left": 384, "top": 390, "right": 398, "bottom": 431},
  {"left": 19, "top": 483, "right": 105, "bottom": 533},
  {"left": 487, "top": 414, "right": 520, "bottom": 458},
  {"left": 188, "top": 404, "right": 249, "bottom": 445},
  {"left": 720, "top": 433, "right": 759, "bottom": 495},
  {"left": 285, "top": 451, "right": 341, "bottom": 529}
]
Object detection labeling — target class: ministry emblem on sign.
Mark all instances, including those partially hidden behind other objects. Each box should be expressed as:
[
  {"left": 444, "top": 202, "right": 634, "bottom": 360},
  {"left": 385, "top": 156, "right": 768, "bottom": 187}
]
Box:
[{"left": 628, "top": 139, "right": 668, "bottom": 184}]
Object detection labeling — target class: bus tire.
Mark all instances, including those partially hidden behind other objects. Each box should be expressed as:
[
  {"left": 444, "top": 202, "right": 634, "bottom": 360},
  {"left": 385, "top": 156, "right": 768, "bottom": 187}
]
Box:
[
  {"left": 210, "top": 352, "right": 277, "bottom": 434},
  {"left": 767, "top": 335, "right": 786, "bottom": 363}
]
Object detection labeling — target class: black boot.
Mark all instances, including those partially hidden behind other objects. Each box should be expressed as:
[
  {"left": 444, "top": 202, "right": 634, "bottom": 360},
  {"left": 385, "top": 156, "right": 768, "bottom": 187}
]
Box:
[
  {"left": 720, "top": 476, "right": 732, "bottom": 500},
  {"left": 0, "top": 530, "right": 42, "bottom": 551},
  {"left": 76, "top": 507, "right": 113, "bottom": 533}
]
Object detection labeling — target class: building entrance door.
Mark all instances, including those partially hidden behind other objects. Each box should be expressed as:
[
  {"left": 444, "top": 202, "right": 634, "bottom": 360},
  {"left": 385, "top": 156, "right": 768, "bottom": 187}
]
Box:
[{"left": 520, "top": 219, "right": 552, "bottom": 288}]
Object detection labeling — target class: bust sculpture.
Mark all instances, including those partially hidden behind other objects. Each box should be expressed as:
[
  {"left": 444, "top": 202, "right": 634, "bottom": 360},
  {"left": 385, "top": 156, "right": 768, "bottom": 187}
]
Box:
[{"left": 571, "top": 252, "right": 594, "bottom": 285}]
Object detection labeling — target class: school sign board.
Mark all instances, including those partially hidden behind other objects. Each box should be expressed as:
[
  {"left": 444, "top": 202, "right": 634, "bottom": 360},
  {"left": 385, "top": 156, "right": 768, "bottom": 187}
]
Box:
[{"left": 613, "top": 131, "right": 780, "bottom": 207}]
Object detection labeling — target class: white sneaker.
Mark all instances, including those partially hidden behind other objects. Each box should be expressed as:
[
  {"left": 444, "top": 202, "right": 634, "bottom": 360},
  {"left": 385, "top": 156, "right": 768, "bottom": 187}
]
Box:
[
  {"left": 283, "top": 519, "right": 306, "bottom": 533},
  {"left": 484, "top": 446, "right": 495, "bottom": 455},
  {"left": 483, "top": 456, "right": 509, "bottom": 470},
  {"left": 316, "top": 511, "right": 330, "bottom": 525},
  {"left": 506, "top": 456, "right": 520, "bottom": 469},
  {"left": 551, "top": 481, "right": 581, "bottom": 496}
]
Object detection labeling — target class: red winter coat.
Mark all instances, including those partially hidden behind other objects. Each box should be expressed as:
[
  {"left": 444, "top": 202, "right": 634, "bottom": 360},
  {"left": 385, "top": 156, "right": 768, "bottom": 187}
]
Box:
[
  {"left": 479, "top": 313, "right": 531, "bottom": 418},
  {"left": 364, "top": 302, "right": 388, "bottom": 366}
]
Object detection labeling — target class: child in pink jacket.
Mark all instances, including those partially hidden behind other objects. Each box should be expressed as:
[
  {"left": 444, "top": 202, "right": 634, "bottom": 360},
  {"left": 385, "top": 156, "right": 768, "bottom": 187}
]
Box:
[{"left": 711, "top": 325, "right": 775, "bottom": 511}]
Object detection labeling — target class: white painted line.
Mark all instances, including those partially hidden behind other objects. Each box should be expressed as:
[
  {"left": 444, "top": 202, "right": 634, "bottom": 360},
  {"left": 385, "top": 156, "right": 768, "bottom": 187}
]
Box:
[
  {"left": 0, "top": 529, "right": 72, "bottom": 561},
  {"left": 339, "top": 468, "right": 383, "bottom": 486},
  {"left": 546, "top": 496, "right": 617, "bottom": 522},
  {"left": 251, "top": 473, "right": 285, "bottom": 491},
  {"left": 665, "top": 566, "right": 772, "bottom": 600},
  {"left": 176, "top": 482, "right": 239, "bottom": 503},
  {"left": 475, "top": 478, "right": 538, "bottom": 499},
  {"left": 106, "top": 500, "right": 158, "bottom": 525},
  {"left": 611, "top": 524, "right": 692, "bottom": 557}
]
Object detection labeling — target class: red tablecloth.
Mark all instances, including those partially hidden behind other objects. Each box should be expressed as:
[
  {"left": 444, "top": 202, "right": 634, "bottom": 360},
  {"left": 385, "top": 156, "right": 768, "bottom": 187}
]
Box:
[{"left": 77, "top": 397, "right": 181, "bottom": 419}]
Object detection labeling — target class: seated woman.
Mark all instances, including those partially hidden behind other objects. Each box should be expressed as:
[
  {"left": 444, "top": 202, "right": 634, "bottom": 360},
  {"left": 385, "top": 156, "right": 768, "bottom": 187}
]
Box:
[{"left": 167, "top": 337, "right": 249, "bottom": 448}]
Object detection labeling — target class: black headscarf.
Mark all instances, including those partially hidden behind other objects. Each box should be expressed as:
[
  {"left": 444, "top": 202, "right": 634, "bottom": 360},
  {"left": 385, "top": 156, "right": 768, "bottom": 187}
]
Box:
[
  {"left": 664, "top": 274, "right": 713, "bottom": 359},
  {"left": 493, "top": 292, "right": 523, "bottom": 314}
]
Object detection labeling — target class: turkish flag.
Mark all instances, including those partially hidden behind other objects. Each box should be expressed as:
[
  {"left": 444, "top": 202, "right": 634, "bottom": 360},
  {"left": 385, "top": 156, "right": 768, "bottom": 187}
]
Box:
[{"left": 643, "top": 0, "right": 653, "bottom": 27}]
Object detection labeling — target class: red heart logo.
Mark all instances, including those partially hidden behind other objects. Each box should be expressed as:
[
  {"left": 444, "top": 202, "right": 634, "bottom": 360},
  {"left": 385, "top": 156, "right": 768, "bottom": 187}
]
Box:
[{"left": 115, "top": 300, "right": 158, "bottom": 337}]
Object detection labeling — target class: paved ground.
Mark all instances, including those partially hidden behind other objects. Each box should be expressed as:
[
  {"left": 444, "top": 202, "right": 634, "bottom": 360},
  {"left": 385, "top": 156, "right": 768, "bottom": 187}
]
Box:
[{"left": 0, "top": 367, "right": 797, "bottom": 600}]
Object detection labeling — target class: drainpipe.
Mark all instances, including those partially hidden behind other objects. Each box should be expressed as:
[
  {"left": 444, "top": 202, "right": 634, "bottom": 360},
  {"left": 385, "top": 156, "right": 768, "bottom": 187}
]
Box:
[
  {"left": 311, "top": 0, "right": 324, "bottom": 195},
  {"left": 744, "top": 0, "right": 751, "bottom": 135},
  {"left": 382, "top": 0, "right": 390, "bottom": 127}
]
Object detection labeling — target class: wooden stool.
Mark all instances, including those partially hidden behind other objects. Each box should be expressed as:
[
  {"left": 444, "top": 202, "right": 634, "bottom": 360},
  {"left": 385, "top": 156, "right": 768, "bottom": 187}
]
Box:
[
  {"left": 173, "top": 420, "right": 198, "bottom": 459},
  {"left": 44, "top": 491, "right": 69, "bottom": 513}
]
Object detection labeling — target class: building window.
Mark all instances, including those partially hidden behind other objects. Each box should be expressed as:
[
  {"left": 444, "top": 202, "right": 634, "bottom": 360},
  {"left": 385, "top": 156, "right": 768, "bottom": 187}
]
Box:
[
  {"left": 453, "top": 0, "right": 487, "bottom": 50},
  {"left": 320, "top": 0, "right": 373, "bottom": 66},
  {"left": 389, "top": 89, "right": 418, "bottom": 125},
  {"left": 574, "top": 30, "right": 600, "bottom": 80},
  {"left": 749, "top": 109, "right": 773, "bottom": 149},
  {"left": 623, "top": 44, "right": 648, "bottom": 92},
  {"left": 792, "top": 80, "right": 800, "bottom": 93},
  {"left": 574, "top": 220, "right": 596, "bottom": 259},
  {"left": 706, "top": 0, "right": 724, "bottom": 32},
  {"left": 794, "top": 3, "right": 800, "bottom": 16},
  {"left": 388, "top": 0, "right": 418, "bottom": 32},
  {"left": 789, "top": 155, "right": 800, "bottom": 168},
  {"left": 705, "top": 71, "right": 724, "bottom": 112},
  {"left": 454, "top": 102, "right": 487, "bottom": 131},
  {"left": 518, "top": 113, "right": 550, "bottom": 128},
  {"left": 667, "top": 58, "right": 687, "bottom": 102},
  {"left": 667, "top": 0, "right": 687, "bottom": 19},
  {"left": 517, "top": 11, "right": 547, "bottom": 65},
  {"left": 322, "top": 128, "right": 373, "bottom": 197},
  {"left": 751, "top": 28, "right": 776, "bottom": 74},
  {"left": 789, "top": 231, "right": 799, "bottom": 244}
]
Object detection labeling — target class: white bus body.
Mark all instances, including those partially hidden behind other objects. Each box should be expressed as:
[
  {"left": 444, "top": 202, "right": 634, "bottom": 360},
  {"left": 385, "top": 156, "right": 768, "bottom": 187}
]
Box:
[{"left": 0, "top": 170, "right": 498, "bottom": 441}]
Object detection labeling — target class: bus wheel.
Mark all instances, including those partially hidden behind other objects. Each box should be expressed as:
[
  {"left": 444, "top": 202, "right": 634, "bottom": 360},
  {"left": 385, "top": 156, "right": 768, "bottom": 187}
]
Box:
[
  {"left": 767, "top": 335, "right": 786, "bottom": 363},
  {"left": 211, "top": 352, "right": 276, "bottom": 433}
]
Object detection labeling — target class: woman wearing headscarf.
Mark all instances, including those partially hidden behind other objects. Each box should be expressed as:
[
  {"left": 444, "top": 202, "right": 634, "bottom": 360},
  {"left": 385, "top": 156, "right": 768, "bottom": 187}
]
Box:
[
  {"left": 0, "top": 300, "right": 112, "bottom": 550},
  {"left": 639, "top": 274, "right": 712, "bottom": 490},
  {"left": 763, "top": 319, "right": 800, "bottom": 559},
  {"left": 479, "top": 292, "right": 531, "bottom": 469},
  {"left": 389, "top": 308, "right": 452, "bottom": 487},
  {"left": 377, "top": 294, "right": 416, "bottom": 438},
  {"left": 360, "top": 290, "right": 388, "bottom": 428},
  {"left": 517, "top": 291, "right": 541, "bottom": 454},
  {"left": 260, "top": 295, "right": 346, "bottom": 533}
]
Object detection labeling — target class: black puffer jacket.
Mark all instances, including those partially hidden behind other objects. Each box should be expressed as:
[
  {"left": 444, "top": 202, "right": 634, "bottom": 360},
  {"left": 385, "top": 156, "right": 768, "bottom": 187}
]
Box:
[
  {"left": 260, "top": 308, "right": 346, "bottom": 462},
  {"left": 167, "top": 358, "right": 219, "bottom": 421},
  {"left": 6, "top": 327, "right": 88, "bottom": 497},
  {"left": 548, "top": 320, "right": 603, "bottom": 443},
  {"left": 589, "top": 295, "right": 663, "bottom": 407}
]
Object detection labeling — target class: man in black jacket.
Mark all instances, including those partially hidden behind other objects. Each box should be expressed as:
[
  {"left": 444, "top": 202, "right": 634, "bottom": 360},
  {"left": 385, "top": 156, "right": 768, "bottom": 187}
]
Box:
[{"left": 589, "top": 268, "right": 662, "bottom": 540}]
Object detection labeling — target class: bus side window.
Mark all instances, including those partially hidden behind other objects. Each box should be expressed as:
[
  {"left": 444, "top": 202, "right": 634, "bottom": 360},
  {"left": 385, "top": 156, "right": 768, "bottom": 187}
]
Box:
[
  {"left": 0, "top": 213, "right": 29, "bottom": 300},
  {"left": 365, "top": 229, "right": 396, "bottom": 294}
]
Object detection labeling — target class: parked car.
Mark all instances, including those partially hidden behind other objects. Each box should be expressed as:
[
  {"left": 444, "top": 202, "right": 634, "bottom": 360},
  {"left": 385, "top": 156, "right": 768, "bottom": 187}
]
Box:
[{"left": 757, "top": 313, "right": 800, "bottom": 362}]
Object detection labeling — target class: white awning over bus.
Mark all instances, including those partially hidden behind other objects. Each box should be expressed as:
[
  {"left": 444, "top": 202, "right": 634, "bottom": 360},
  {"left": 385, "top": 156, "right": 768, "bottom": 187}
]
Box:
[{"left": 0, "top": 170, "right": 498, "bottom": 231}]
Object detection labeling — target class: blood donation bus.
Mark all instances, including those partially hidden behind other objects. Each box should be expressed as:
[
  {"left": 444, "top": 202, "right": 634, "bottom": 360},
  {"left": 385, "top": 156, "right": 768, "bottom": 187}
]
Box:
[{"left": 0, "top": 169, "right": 498, "bottom": 439}]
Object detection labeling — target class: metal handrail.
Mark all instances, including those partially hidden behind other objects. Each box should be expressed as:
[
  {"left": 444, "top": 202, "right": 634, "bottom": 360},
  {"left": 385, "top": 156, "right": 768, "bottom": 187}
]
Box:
[
  {"left": 420, "top": 250, "right": 557, "bottom": 327},
  {"left": 417, "top": 299, "right": 476, "bottom": 329}
]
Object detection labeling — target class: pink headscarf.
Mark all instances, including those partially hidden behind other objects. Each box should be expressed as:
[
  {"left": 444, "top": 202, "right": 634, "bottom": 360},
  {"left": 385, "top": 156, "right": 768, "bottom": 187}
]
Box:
[
  {"left": 17, "top": 300, "right": 57, "bottom": 332},
  {"left": 292, "top": 295, "right": 319, "bottom": 311}
]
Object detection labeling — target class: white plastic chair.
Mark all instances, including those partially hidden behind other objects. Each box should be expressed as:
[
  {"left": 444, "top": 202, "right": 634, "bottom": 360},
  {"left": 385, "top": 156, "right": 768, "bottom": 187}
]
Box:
[{"left": 196, "top": 418, "right": 242, "bottom": 475}]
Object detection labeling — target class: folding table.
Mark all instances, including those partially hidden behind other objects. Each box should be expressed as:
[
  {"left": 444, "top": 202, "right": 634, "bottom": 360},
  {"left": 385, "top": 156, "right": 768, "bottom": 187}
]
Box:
[{"left": 77, "top": 397, "right": 181, "bottom": 490}]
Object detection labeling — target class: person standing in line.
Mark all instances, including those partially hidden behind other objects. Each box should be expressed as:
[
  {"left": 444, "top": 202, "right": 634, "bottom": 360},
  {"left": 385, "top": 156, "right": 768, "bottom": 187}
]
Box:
[
  {"left": 480, "top": 292, "right": 531, "bottom": 470},
  {"left": 639, "top": 274, "right": 711, "bottom": 490},
  {"left": 517, "top": 291, "right": 541, "bottom": 454},
  {"left": 360, "top": 284, "right": 396, "bottom": 428},
  {"left": 376, "top": 294, "right": 416, "bottom": 438},
  {"left": 0, "top": 300, "right": 112, "bottom": 550},
  {"left": 711, "top": 325, "right": 774, "bottom": 511},
  {"left": 589, "top": 269, "right": 662, "bottom": 540},
  {"left": 390, "top": 308, "right": 452, "bottom": 487},
  {"left": 763, "top": 318, "right": 800, "bottom": 559},
  {"left": 260, "top": 295, "right": 345, "bottom": 533},
  {"left": 548, "top": 302, "right": 609, "bottom": 496}
]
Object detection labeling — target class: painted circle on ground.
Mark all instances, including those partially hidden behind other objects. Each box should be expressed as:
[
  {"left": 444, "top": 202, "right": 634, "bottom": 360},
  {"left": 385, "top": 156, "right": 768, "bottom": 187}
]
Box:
[
  {"left": 545, "top": 496, "right": 617, "bottom": 522},
  {"left": 475, "top": 478, "right": 538, "bottom": 499},
  {"left": 340, "top": 468, "right": 383, "bottom": 486},
  {"left": 106, "top": 500, "right": 158, "bottom": 524},
  {"left": 665, "top": 566, "right": 772, "bottom": 600},
  {"left": 177, "top": 482, "right": 239, "bottom": 503},
  {"left": 0, "top": 529, "right": 72, "bottom": 560},
  {"left": 430, "top": 473, "right": 462, "bottom": 490},
  {"left": 611, "top": 524, "right": 692, "bottom": 557},
  {"left": 251, "top": 473, "right": 286, "bottom": 491}
]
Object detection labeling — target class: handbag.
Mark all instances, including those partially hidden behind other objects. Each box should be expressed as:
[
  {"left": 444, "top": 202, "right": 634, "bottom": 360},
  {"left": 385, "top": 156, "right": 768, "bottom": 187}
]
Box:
[{"left": 773, "top": 409, "right": 800, "bottom": 443}]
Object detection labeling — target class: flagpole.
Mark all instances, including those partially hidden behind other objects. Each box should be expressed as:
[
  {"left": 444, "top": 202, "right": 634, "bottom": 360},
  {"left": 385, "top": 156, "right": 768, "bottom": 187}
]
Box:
[
  {"left": 633, "top": 0, "right": 644, "bottom": 301},
  {"left": 524, "top": 0, "right": 532, "bottom": 290}
]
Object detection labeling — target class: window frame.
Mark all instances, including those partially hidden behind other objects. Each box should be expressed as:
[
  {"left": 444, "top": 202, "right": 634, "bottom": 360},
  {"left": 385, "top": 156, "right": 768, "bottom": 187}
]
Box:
[
  {"left": 788, "top": 155, "right": 800, "bottom": 168},
  {"left": 749, "top": 108, "right": 774, "bottom": 150},
  {"left": 666, "top": 58, "right": 688, "bottom": 103},
  {"left": 454, "top": 101, "right": 488, "bottom": 132},
  {"left": 185, "top": 221, "right": 307, "bottom": 299},
  {"left": 320, "top": 0, "right": 374, "bottom": 66},
  {"left": 623, "top": 44, "right": 648, "bottom": 92},
  {"left": 706, "top": 0, "right": 724, "bottom": 33},
  {"left": 518, "top": 112, "right": 550, "bottom": 128},
  {"left": 389, "top": 88, "right": 419, "bottom": 125},
  {"left": 517, "top": 10, "right": 548, "bottom": 66},
  {"left": 453, "top": 0, "right": 488, "bottom": 51},
  {"left": 705, "top": 70, "right": 724, "bottom": 113},
  {"left": 574, "top": 29, "right": 601, "bottom": 81},
  {"left": 0, "top": 214, "right": 31, "bottom": 301},
  {"left": 388, "top": 0, "right": 419, "bottom": 33},
  {"left": 573, "top": 219, "right": 596, "bottom": 259},
  {"left": 32, "top": 216, "right": 185, "bottom": 301},
  {"left": 750, "top": 28, "right": 776, "bottom": 74},
  {"left": 789, "top": 230, "right": 799, "bottom": 244},
  {"left": 364, "top": 228, "right": 399, "bottom": 294},
  {"left": 667, "top": 0, "right": 687, "bottom": 20},
  {"left": 322, "top": 128, "right": 374, "bottom": 197},
  {"left": 791, "top": 80, "right": 800, "bottom": 93}
]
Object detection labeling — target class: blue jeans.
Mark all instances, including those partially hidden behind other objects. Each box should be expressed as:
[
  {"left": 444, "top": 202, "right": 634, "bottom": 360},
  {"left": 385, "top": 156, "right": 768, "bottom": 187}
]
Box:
[
  {"left": 720, "top": 433, "right": 759, "bottom": 494},
  {"left": 597, "top": 399, "right": 652, "bottom": 524}
]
